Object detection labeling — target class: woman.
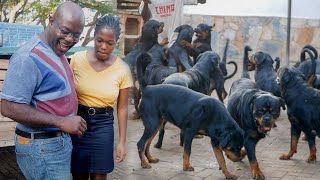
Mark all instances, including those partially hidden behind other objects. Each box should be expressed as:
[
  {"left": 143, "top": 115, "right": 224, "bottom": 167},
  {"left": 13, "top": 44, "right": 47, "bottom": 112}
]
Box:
[{"left": 70, "top": 15, "right": 133, "bottom": 180}]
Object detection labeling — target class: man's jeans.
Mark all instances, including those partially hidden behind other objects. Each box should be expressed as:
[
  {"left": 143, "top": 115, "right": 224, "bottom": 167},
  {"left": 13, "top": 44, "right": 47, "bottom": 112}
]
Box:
[{"left": 14, "top": 133, "right": 72, "bottom": 180}]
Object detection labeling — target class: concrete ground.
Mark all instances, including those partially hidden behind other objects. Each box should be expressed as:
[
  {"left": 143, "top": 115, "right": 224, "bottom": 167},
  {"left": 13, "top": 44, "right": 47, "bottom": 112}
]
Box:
[{"left": 2, "top": 62, "right": 320, "bottom": 180}]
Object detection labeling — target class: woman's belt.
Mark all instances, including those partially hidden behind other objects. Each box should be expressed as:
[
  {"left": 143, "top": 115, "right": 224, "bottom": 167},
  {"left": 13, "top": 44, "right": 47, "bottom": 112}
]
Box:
[{"left": 78, "top": 104, "right": 113, "bottom": 115}]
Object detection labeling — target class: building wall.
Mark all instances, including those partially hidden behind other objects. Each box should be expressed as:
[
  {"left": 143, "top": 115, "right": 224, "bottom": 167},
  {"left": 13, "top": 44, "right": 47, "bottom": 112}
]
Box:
[
  {"left": 0, "top": 22, "right": 43, "bottom": 47},
  {"left": 184, "top": 15, "right": 320, "bottom": 64}
]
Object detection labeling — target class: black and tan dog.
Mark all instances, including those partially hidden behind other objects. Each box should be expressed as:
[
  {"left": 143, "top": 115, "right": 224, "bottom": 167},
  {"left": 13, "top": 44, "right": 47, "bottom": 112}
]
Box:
[
  {"left": 277, "top": 60, "right": 320, "bottom": 164},
  {"left": 248, "top": 50, "right": 281, "bottom": 97},
  {"left": 136, "top": 53, "right": 244, "bottom": 180},
  {"left": 167, "top": 24, "right": 194, "bottom": 70},
  {"left": 227, "top": 46, "right": 285, "bottom": 180},
  {"left": 144, "top": 44, "right": 177, "bottom": 85},
  {"left": 181, "top": 23, "right": 214, "bottom": 63},
  {"left": 153, "top": 51, "right": 229, "bottom": 148},
  {"left": 123, "top": 20, "right": 162, "bottom": 118}
]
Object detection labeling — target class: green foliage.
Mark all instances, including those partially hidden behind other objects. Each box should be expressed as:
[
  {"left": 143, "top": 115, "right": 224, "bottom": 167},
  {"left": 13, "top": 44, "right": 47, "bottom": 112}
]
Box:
[{"left": 17, "top": 0, "right": 60, "bottom": 25}]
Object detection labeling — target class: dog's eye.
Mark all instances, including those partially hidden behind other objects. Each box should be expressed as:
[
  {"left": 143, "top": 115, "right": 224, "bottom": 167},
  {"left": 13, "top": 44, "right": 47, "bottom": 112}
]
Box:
[{"left": 255, "top": 110, "right": 265, "bottom": 116}]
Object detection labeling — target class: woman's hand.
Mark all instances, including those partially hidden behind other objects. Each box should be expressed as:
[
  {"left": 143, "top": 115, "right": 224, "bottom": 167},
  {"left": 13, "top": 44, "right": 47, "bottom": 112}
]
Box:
[{"left": 116, "top": 143, "right": 126, "bottom": 163}]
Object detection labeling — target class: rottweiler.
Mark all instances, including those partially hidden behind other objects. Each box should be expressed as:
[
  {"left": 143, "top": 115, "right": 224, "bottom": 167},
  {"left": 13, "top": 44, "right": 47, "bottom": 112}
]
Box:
[
  {"left": 181, "top": 23, "right": 213, "bottom": 62},
  {"left": 248, "top": 51, "right": 281, "bottom": 97},
  {"left": 227, "top": 46, "right": 286, "bottom": 180},
  {"left": 153, "top": 51, "right": 229, "bottom": 149},
  {"left": 135, "top": 53, "right": 244, "bottom": 180},
  {"left": 294, "top": 45, "right": 320, "bottom": 88},
  {"left": 180, "top": 24, "right": 237, "bottom": 77},
  {"left": 123, "top": 20, "right": 162, "bottom": 119},
  {"left": 277, "top": 60, "right": 320, "bottom": 164},
  {"left": 167, "top": 24, "right": 194, "bottom": 71},
  {"left": 144, "top": 44, "right": 178, "bottom": 85}
]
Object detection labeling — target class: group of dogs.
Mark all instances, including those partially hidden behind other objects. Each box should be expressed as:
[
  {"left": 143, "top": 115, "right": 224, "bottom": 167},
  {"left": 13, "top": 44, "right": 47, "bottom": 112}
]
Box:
[{"left": 123, "top": 19, "right": 320, "bottom": 180}]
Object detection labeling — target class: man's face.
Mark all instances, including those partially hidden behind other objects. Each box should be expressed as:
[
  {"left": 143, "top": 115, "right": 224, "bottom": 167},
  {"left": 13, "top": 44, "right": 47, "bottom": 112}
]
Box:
[{"left": 47, "top": 16, "right": 84, "bottom": 56}]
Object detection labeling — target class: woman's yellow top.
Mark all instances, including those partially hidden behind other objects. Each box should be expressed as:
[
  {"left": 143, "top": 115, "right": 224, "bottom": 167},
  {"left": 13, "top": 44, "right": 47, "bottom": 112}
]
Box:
[{"left": 70, "top": 50, "right": 133, "bottom": 107}]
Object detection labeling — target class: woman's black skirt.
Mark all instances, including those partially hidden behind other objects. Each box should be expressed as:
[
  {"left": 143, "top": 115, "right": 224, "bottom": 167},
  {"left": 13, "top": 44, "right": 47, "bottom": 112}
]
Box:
[{"left": 71, "top": 105, "right": 114, "bottom": 174}]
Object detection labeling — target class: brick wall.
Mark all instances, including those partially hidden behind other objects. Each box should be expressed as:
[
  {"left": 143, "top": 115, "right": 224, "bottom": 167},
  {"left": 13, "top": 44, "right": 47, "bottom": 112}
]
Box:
[
  {"left": 184, "top": 15, "right": 320, "bottom": 64},
  {"left": 0, "top": 22, "right": 43, "bottom": 47}
]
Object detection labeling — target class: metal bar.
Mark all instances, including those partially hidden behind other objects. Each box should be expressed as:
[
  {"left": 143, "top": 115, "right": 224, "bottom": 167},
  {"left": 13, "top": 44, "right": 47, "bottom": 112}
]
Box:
[{"left": 286, "top": 0, "right": 292, "bottom": 66}]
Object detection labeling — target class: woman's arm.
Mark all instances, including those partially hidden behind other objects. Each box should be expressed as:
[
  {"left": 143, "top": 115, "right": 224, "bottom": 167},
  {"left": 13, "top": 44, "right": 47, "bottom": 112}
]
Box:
[{"left": 115, "top": 87, "right": 130, "bottom": 163}]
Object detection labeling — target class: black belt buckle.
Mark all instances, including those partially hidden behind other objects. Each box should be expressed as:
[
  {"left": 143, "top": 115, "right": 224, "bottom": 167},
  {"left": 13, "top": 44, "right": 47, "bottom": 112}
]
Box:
[{"left": 88, "top": 107, "right": 96, "bottom": 115}]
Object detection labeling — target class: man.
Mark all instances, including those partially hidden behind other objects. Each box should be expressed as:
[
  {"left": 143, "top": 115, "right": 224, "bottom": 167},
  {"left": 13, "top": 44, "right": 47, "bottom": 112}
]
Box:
[
  {"left": 140, "top": 0, "right": 206, "bottom": 47},
  {"left": 1, "top": 2, "right": 87, "bottom": 179}
]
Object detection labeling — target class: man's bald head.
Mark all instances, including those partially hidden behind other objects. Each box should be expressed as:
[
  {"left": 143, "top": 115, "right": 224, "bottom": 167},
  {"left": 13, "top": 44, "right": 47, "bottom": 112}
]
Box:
[
  {"left": 44, "top": 2, "right": 85, "bottom": 56},
  {"left": 53, "top": 2, "right": 85, "bottom": 26}
]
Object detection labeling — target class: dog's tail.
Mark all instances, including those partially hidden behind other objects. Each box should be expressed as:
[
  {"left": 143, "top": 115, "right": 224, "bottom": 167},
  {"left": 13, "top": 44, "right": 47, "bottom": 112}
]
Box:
[
  {"left": 136, "top": 52, "right": 152, "bottom": 92},
  {"left": 219, "top": 39, "right": 229, "bottom": 76},
  {"left": 300, "top": 45, "right": 318, "bottom": 62},
  {"left": 242, "top": 45, "right": 252, "bottom": 79},
  {"left": 303, "top": 48, "right": 317, "bottom": 86}
]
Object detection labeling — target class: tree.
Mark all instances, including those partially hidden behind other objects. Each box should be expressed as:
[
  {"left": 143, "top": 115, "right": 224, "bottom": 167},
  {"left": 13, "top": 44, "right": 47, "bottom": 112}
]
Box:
[
  {"left": 0, "top": 0, "right": 29, "bottom": 23},
  {"left": 1, "top": 0, "right": 116, "bottom": 46},
  {"left": 75, "top": 0, "right": 116, "bottom": 46}
]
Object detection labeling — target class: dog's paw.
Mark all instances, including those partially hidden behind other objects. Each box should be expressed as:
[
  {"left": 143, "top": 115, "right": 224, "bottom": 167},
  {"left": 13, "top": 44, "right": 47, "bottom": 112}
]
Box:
[
  {"left": 183, "top": 165, "right": 194, "bottom": 171},
  {"left": 148, "top": 157, "right": 159, "bottom": 163},
  {"left": 141, "top": 162, "right": 151, "bottom": 169},
  {"left": 252, "top": 168, "right": 265, "bottom": 180},
  {"left": 279, "top": 154, "right": 291, "bottom": 160},
  {"left": 129, "top": 111, "right": 140, "bottom": 120},
  {"left": 307, "top": 155, "right": 316, "bottom": 163},
  {"left": 154, "top": 143, "right": 162, "bottom": 149},
  {"left": 225, "top": 173, "right": 238, "bottom": 180}
]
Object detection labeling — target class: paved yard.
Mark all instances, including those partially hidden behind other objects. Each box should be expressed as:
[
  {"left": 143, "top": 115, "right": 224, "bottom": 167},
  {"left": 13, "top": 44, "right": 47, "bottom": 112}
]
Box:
[{"left": 2, "top": 62, "right": 320, "bottom": 180}]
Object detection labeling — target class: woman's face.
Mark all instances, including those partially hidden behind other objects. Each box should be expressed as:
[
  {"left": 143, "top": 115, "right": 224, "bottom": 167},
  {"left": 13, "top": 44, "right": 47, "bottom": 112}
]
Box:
[{"left": 94, "top": 28, "right": 116, "bottom": 61}]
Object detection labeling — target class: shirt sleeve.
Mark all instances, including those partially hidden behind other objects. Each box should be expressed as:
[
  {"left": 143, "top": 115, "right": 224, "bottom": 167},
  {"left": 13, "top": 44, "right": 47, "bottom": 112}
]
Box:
[
  {"left": 183, "top": 0, "right": 198, "bottom": 5},
  {"left": 119, "top": 60, "right": 133, "bottom": 89},
  {"left": 1, "top": 54, "right": 39, "bottom": 104}
]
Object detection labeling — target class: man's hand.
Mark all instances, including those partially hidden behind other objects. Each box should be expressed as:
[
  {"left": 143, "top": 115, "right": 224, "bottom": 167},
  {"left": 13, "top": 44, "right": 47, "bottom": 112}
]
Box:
[
  {"left": 180, "top": 40, "right": 193, "bottom": 49},
  {"left": 58, "top": 116, "right": 87, "bottom": 137},
  {"left": 160, "top": 38, "right": 169, "bottom": 46}
]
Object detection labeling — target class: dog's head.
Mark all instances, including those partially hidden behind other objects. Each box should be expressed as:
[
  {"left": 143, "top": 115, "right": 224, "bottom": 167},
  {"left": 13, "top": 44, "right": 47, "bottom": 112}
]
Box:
[
  {"left": 174, "top": 24, "right": 194, "bottom": 44},
  {"left": 194, "top": 23, "right": 214, "bottom": 40},
  {"left": 141, "top": 20, "right": 162, "bottom": 44},
  {"left": 220, "top": 126, "right": 244, "bottom": 162},
  {"left": 196, "top": 52, "right": 228, "bottom": 101},
  {"left": 277, "top": 67, "right": 306, "bottom": 93},
  {"left": 251, "top": 93, "right": 286, "bottom": 133},
  {"left": 248, "top": 51, "right": 274, "bottom": 71}
]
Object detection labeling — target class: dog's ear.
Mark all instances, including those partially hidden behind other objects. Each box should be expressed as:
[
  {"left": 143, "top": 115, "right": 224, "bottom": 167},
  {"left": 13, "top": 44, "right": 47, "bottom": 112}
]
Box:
[
  {"left": 219, "top": 133, "right": 230, "bottom": 148},
  {"left": 174, "top": 26, "right": 182, "bottom": 33},
  {"left": 282, "top": 69, "right": 292, "bottom": 84},
  {"left": 278, "top": 97, "right": 286, "bottom": 110}
]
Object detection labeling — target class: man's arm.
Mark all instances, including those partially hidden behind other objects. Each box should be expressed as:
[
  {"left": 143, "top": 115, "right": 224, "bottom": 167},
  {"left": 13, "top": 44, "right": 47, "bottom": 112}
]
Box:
[
  {"left": 140, "top": 0, "right": 151, "bottom": 23},
  {"left": 183, "top": 0, "right": 206, "bottom": 5},
  {"left": 1, "top": 100, "right": 86, "bottom": 136}
]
